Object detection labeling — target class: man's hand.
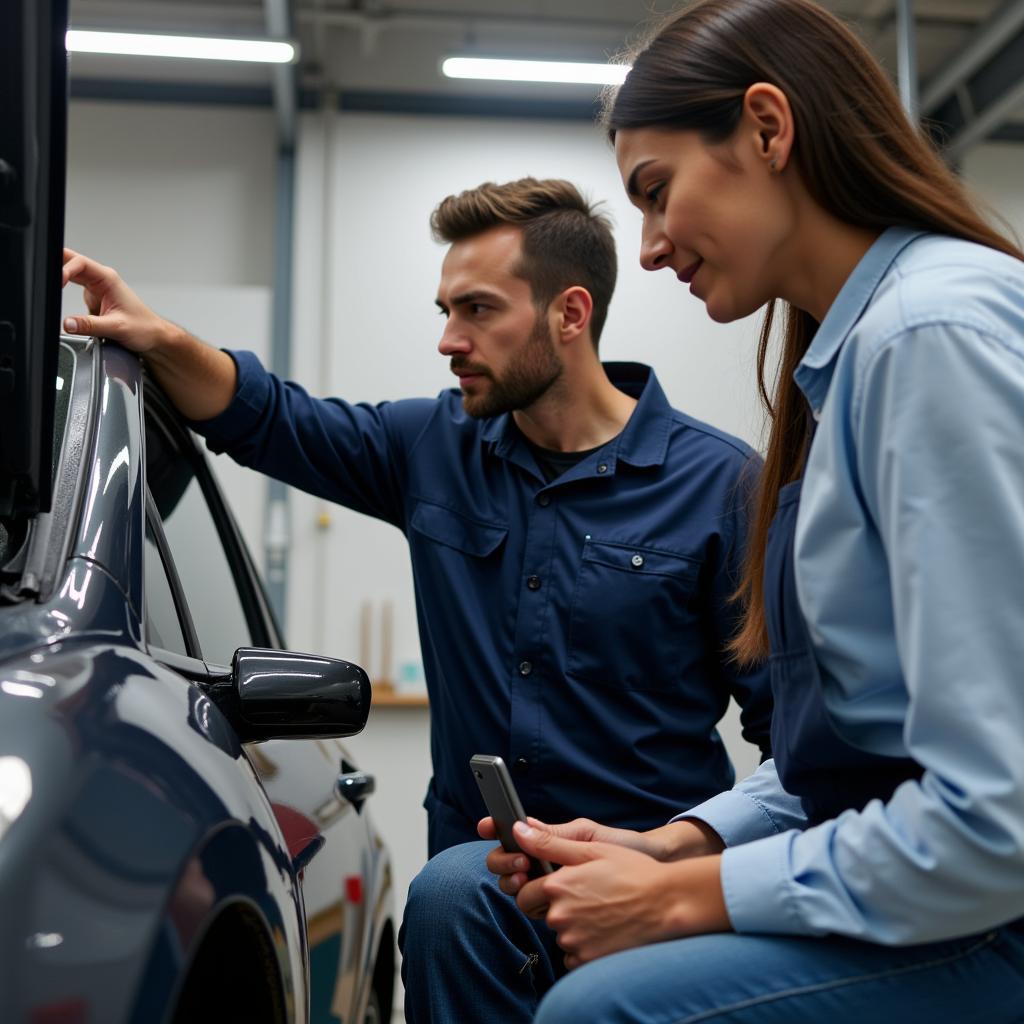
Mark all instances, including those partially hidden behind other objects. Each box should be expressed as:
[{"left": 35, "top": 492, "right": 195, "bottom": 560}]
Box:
[
  {"left": 60, "top": 248, "right": 237, "bottom": 420},
  {"left": 62, "top": 248, "right": 175, "bottom": 352},
  {"left": 512, "top": 823, "right": 731, "bottom": 970}
]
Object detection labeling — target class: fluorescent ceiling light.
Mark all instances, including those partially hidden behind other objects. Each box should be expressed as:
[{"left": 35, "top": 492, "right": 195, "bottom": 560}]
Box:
[
  {"left": 442, "top": 57, "right": 630, "bottom": 86},
  {"left": 66, "top": 29, "right": 296, "bottom": 64}
]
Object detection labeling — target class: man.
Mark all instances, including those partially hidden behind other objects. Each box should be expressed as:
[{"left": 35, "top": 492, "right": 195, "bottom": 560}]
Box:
[{"left": 62, "top": 176, "right": 771, "bottom": 853}]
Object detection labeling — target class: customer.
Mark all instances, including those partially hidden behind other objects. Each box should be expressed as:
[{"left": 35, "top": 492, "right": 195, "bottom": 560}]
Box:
[
  {"left": 62, "top": 178, "right": 771, "bottom": 865},
  {"left": 465, "top": 2, "right": 1023, "bottom": 1021}
]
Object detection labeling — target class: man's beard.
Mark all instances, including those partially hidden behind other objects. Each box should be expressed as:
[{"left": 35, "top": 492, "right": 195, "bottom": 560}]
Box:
[{"left": 454, "top": 316, "right": 563, "bottom": 419}]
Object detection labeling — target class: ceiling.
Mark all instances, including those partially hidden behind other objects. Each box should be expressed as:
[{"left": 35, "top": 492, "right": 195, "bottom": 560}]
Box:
[{"left": 67, "top": 0, "right": 1024, "bottom": 149}]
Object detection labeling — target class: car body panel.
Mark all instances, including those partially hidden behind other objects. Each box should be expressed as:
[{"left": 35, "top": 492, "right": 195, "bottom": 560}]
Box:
[
  {"left": 1, "top": 339, "right": 394, "bottom": 1023},
  {"left": 68, "top": 343, "right": 147, "bottom": 619}
]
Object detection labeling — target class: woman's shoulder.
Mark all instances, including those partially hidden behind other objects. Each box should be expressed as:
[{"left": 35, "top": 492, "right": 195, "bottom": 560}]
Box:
[{"left": 858, "top": 232, "right": 1024, "bottom": 350}]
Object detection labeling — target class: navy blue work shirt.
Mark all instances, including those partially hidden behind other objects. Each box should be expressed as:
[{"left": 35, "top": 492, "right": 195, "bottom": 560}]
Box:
[{"left": 195, "top": 355, "right": 772, "bottom": 853}]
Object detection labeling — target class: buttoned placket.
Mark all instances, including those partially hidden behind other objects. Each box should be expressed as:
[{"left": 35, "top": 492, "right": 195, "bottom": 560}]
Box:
[{"left": 505, "top": 451, "right": 621, "bottom": 805}]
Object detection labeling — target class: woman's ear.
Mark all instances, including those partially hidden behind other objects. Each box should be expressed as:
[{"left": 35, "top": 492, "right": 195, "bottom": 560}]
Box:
[
  {"left": 743, "top": 83, "right": 795, "bottom": 174},
  {"left": 556, "top": 286, "right": 594, "bottom": 346}
]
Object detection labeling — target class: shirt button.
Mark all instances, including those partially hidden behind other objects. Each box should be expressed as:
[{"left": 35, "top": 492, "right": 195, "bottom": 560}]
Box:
[
  {"left": 526, "top": 575, "right": 542, "bottom": 591},
  {"left": 514, "top": 757, "right": 530, "bottom": 774},
  {"left": 537, "top": 493, "right": 551, "bottom": 507},
  {"left": 518, "top": 661, "right": 533, "bottom": 677},
  {"left": 596, "top": 462, "right": 608, "bottom": 474},
  {"left": 631, "top": 553, "right": 645, "bottom": 568}
]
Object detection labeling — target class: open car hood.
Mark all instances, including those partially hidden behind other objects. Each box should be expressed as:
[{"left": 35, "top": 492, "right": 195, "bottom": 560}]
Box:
[{"left": 0, "top": 0, "right": 69, "bottom": 520}]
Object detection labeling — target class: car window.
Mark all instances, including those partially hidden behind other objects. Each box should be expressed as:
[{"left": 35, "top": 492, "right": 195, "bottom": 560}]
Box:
[
  {"left": 143, "top": 519, "right": 189, "bottom": 656},
  {"left": 145, "top": 415, "right": 254, "bottom": 666}
]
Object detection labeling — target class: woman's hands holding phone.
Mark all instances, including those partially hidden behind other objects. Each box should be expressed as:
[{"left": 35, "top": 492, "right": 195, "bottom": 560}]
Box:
[{"left": 480, "top": 816, "right": 730, "bottom": 970}]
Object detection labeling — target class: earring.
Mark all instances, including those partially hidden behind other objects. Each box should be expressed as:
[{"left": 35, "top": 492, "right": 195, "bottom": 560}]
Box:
[{"left": 770, "top": 158, "right": 778, "bottom": 173}]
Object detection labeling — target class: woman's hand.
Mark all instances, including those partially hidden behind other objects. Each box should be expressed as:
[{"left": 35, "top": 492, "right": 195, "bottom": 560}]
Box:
[
  {"left": 480, "top": 815, "right": 726, "bottom": 899},
  {"left": 512, "top": 822, "right": 730, "bottom": 970},
  {"left": 480, "top": 816, "right": 656, "bottom": 898}
]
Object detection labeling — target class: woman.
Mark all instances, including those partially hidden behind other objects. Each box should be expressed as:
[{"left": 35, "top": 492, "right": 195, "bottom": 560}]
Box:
[{"left": 490, "top": 0, "right": 1024, "bottom": 1019}]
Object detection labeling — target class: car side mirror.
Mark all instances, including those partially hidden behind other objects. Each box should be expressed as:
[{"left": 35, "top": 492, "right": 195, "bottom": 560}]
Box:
[{"left": 205, "top": 647, "right": 371, "bottom": 741}]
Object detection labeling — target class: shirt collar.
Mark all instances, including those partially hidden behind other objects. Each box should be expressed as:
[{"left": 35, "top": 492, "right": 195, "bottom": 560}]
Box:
[
  {"left": 795, "top": 226, "right": 926, "bottom": 413},
  {"left": 480, "top": 362, "right": 672, "bottom": 469}
]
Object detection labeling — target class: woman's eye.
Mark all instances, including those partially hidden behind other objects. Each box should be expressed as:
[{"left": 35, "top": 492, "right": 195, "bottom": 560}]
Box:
[{"left": 645, "top": 183, "right": 665, "bottom": 205}]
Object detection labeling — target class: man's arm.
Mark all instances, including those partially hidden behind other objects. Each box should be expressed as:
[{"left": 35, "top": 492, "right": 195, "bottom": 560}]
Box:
[{"left": 62, "top": 248, "right": 237, "bottom": 420}]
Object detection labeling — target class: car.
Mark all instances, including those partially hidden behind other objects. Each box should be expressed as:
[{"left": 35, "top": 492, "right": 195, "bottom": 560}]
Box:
[
  {"left": 0, "top": 336, "right": 398, "bottom": 1023},
  {"left": 0, "top": 3, "right": 395, "bottom": 1022}
]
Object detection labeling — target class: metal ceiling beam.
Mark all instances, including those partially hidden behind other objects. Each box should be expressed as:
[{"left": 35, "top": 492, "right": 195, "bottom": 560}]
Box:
[
  {"left": 263, "top": 0, "right": 297, "bottom": 624},
  {"left": 920, "top": 0, "right": 1024, "bottom": 114},
  {"left": 919, "top": 0, "right": 1024, "bottom": 161},
  {"left": 265, "top": 0, "right": 297, "bottom": 148},
  {"left": 895, "top": 0, "right": 918, "bottom": 121}
]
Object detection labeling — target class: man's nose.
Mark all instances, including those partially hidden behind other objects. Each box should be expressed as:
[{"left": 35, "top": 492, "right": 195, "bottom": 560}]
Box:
[{"left": 438, "top": 322, "right": 471, "bottom": 356}]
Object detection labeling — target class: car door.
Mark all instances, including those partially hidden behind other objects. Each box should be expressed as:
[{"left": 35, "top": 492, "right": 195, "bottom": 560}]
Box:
[{"left": 141, "top": 384, "right": 386, "bottom": 1024}]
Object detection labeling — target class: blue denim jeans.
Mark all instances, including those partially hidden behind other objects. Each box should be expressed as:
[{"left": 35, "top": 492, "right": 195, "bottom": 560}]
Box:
[
  {"left": 400, "top": 842, "right": 565, "bottom": 1023},
  {"left": 400, "top": 841, "right": 1024, "bottom": 1024}
]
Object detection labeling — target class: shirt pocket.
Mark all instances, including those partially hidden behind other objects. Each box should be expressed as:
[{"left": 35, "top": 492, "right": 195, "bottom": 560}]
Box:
[
  {"left": 409, "top": 499, "right": 508, "bottom": 557},
  {"left": 567, "top": 538, "right": 700, "bottom": 692}
]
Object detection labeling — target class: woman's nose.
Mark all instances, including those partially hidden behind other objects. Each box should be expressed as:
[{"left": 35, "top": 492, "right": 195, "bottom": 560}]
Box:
[{"left": 639, "top": 227, "right": 673, "bottom": 272}]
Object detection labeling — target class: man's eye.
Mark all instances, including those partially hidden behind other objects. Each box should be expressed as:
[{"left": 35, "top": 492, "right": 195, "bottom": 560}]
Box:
[{"left": 469, "top": 303, "right": 488, "bottom": 315}]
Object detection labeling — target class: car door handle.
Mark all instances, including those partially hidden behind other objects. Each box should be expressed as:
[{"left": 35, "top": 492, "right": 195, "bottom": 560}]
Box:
[{"left": 336, "top": 763, "right": 375, "bottom": 812}]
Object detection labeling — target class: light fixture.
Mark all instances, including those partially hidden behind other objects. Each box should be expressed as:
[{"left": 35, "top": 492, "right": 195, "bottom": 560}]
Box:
[
  {"left": 442, "top": 57, "right": 630, "bottom": 86},
  {"left": 66, "top": 29, "right": 297, "bottom": 64}
]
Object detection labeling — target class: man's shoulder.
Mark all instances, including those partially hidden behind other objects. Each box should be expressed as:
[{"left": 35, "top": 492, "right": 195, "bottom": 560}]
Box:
[
  {"left": 665, "top": 408, "right": 759, "bottom": 466},
  {"left": 385, "top": 387, "right": 502, "bottom": 451}
]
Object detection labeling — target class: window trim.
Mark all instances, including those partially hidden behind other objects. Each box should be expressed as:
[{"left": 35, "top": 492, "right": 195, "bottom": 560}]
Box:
[{"left": 144, "top": 488, "right": 203, "bottom": 660}]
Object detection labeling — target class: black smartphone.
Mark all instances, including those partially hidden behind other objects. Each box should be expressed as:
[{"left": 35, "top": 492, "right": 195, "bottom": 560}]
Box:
[{"left": 470, "top": 754, "right": 554, "bottom": 877}]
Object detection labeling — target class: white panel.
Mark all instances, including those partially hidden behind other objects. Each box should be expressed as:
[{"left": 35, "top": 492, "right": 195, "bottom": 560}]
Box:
[{"left": 64, "top": 100, "right": 276, "bottom": 287}]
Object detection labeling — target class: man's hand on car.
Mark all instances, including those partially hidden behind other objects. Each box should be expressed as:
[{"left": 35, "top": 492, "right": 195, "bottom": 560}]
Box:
[{"left": 62, "top": 248, "right": 174, "bottom": 352}]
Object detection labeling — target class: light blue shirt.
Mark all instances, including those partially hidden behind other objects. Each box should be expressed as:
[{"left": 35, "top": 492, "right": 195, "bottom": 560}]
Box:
[{"left": 683, "top": 228, "right": 1024, "bottom": 944}]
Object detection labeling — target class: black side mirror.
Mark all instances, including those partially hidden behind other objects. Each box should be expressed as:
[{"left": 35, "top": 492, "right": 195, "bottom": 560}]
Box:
[{"left": 205, "top": 647, "right": 371, "bottom": 741}]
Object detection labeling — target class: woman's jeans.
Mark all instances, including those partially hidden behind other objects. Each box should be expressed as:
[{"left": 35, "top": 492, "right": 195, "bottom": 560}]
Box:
[{"left": 400, "top": 841, "right": 1024, "bottom": 1024}]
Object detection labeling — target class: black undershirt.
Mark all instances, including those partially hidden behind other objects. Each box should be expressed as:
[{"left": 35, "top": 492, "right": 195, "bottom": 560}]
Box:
[{"left": 524, "top": 437, "right": 604, "bottom": 483}]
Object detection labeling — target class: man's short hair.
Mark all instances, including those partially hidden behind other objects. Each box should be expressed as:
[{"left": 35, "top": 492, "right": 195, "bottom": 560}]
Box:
[{"left": 431, "top": 178, "right": 617, "bottom": 346}]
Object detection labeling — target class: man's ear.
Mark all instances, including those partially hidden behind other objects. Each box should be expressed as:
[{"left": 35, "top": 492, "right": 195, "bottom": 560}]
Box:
[
  {"left": 742, "top": 82, "right": 795, "bottom": 174},
  {"left": 555, "top": 286, "right": 594, "bottom": 345}
]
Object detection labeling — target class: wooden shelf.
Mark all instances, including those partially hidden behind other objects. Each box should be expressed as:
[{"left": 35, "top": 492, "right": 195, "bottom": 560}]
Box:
[
  {"left": 373, "top": 695, "right": 429, "bottom": 707},
  {"left": 372, "top": 681, "right": 429, "bottom": 708}
]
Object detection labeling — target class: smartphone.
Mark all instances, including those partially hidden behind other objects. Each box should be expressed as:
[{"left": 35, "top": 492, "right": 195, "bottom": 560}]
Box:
[{"left": 470, "top": 754, "right": 553, "bottom": 877}]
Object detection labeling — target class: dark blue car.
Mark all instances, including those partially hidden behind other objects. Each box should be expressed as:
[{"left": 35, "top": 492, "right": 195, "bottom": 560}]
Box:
[
  {"left": 0, "top": 3, "right": 395, "bottom": 1022},
  {"left": 0, "top": 338, "right": 397, "bottom": 1022}
]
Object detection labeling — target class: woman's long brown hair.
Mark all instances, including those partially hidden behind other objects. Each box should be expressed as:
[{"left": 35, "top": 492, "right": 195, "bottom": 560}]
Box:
[{"left": 604, "top": 0, "right": 1023, "bottom": 664}]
